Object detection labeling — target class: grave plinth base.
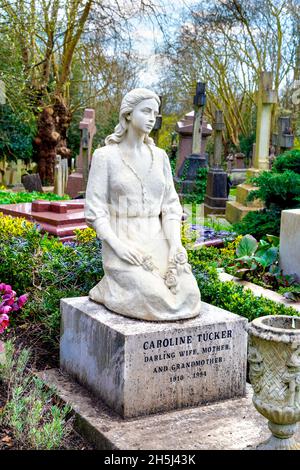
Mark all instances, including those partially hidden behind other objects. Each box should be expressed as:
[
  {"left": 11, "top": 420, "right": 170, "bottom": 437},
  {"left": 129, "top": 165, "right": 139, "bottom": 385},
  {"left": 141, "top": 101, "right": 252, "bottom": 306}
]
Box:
[
  {"left": 204, "top": 169, "right": 228, "bottom": 215},
  {"left": 60, "top": 297, "right": 247, "bottom": 418}
]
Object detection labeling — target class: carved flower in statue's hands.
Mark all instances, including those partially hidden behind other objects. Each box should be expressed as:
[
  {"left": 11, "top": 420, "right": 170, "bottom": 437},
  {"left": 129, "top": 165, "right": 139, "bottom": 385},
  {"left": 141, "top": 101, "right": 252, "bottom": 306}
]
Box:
[
  {"left": 165, "top": 272, "right": 177, "bottom": 288},
  {"left": 165, "top": 271, "right": 178, "bottom": 295},
  {"left": 174, "top": 250, "right": 188, "bottom": 265}
]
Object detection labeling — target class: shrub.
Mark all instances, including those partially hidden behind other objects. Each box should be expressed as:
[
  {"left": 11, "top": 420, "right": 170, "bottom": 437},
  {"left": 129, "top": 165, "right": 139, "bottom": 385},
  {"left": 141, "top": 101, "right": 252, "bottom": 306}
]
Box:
[
  {"left": 233, "top": 208, "right": 281, "bottom": 238},
  {"left": 0, "top": 213, "right": 38, "bottom": 240},
  {"left": 0, "top": 215, "right": 104, "bottom": 345},
  {"left": 272, "top": 149, "right": 300, "bottom": 174},
  {"left": 248, "top": 171, "right": 300, "bottom": 209},
  {"left": 0, "top": 191, "right": 70, "bottom": 205},
  {"left": 193, "top": 261, "right": 298, "bottom": 321},
  {"left": 0, "top": 341, "right": 72, "bottom": 450}
]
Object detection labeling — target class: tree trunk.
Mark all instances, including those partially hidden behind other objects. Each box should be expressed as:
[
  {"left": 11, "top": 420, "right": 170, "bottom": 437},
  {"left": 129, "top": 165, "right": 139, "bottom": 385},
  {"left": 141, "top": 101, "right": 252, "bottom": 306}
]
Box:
[{"left": 35, "top": 95, "right": 71, "bottom": 185}]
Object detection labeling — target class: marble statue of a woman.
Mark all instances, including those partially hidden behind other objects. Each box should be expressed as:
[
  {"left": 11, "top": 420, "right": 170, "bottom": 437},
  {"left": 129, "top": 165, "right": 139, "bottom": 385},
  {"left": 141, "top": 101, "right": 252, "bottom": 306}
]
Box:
[{"left": 85, "top": 88, "right": 201, "bottom": 321}]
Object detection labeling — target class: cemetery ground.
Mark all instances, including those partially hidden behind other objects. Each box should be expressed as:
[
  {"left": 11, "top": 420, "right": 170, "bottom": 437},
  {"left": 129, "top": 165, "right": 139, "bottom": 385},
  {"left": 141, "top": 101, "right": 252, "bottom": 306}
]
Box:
[{"left": 1, "top": 150, "right": 300, "bottom": 449}]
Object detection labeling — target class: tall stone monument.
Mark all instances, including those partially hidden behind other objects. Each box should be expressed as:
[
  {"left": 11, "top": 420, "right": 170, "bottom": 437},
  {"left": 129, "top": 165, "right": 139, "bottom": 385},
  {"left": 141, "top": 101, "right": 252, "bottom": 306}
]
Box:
[
  {"left": 66, "top": 109, "right": 96, "bottom": 198},
  {"left": 252, "top": 72, "right": 277, "bottom": 172},
  {"left": 175, "top": 112, "right": 212, "bottom": 176},
  {"left": 226, "top": 72, "right": 277, "bottom": 223},
  {"left": 204, "top": 110, "right": 228, "bottom": 215},
  {"left": 175, "top": 83, "right": 209, "bottom": 196}
]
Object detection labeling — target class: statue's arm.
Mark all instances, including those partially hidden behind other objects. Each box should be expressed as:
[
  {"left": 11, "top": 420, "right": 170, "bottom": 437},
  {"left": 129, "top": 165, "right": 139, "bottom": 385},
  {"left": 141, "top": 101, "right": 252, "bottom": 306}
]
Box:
[
  {"left": 84, "top": 149, "right": 120, "bottom": 253},
  {"left": 161, "top": 151, "right": 184, "bottom": 251}
]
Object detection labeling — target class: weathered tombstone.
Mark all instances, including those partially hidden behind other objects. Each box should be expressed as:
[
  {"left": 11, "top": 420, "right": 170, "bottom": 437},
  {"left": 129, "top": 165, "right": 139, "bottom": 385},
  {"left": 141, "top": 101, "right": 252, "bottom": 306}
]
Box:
[
  {"left": 54, "top": 155, "right": 69, "bottom": 196},
  {"left": 204, "top": 110, "right": 228, "bottom": 215},
  {"left": 0, "top": 158, "right": 7, "bottom": 186},
  {"left": 229, "top": 152, "right": 247, "bottom": 186},
  {"left": 21, "top": 173, "right": 43, "bottom": 193},
  {"left": 54, "top": 155, "right": 63, "bottom": 196},
  {"left": 175, "top": 111, "right": 212, "bottom": 175},
  {"left": 279, "top": 209, "right": 300, "bottom": 282},
  {"left": 272, "top": 116, "right": 294, "bottom": 155},
  {"left": 234, "top": 152, "right": 245, "bottom": 170},
  {"left": 253, "top": 72, "right": 277, "bottom": 171},
  {"left": 174, "top": 83, "right": 210, "bottom": 196},
  {"left": 226, "top": 72, "right": 277, "bottom": 223},
  {"left": 66, "top": 109, "right": 96, "bottom": 198},
  {"left": 226, "top": 153, "right": 234, "bottom": 173},
  {"left": 7, "top": 159, "right": 25, "bottom": 191}
]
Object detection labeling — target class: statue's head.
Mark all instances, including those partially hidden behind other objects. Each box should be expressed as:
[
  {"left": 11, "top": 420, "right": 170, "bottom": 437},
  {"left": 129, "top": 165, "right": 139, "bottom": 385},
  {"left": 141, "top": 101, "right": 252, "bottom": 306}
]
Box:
[{"left": 105, "top": 88, "right": 160, "bottom": 145}]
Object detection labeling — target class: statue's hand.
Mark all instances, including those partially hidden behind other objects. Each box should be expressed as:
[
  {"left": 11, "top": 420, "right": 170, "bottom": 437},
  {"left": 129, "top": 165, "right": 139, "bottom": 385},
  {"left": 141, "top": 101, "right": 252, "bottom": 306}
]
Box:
[{"left": 114, "top": 242, "right": 144, "bottom": 265}]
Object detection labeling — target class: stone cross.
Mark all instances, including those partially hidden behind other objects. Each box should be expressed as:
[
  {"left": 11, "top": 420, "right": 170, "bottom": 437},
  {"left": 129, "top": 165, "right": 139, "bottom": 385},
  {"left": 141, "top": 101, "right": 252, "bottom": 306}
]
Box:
[
  {"left": 212, "top": 110, "right": 225, "bottom": 169},
  {"left": 254, "top": 72, "right": 277, "bottom": 170},
  {"left": 79, "top": 109, "right": 97, "bottom": 193},
  {"left": 192, "top": 82, "right": 206, "bottom": 156}
]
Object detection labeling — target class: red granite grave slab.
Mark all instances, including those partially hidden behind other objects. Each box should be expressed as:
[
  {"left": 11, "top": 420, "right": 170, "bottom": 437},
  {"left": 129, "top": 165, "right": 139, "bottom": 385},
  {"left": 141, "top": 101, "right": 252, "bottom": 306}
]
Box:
[{"left": 0, "top": 199, "right": 88, "bottom": 240}]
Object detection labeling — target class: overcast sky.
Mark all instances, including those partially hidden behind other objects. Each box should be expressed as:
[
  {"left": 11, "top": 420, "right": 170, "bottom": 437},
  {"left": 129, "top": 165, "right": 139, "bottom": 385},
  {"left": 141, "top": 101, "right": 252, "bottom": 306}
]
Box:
[{"left": 131, "top": 0, "right": 195, "bottom": 87}]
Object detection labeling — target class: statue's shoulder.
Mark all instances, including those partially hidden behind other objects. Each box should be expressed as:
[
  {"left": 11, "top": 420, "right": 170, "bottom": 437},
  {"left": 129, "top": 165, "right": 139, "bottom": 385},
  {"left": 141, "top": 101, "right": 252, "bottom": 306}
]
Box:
[
  {"left": 93, "top": 144, "right": 118, "bottom": 161},
  {"left": 151, "top": 144, "right": 167, "bottom": 160}
]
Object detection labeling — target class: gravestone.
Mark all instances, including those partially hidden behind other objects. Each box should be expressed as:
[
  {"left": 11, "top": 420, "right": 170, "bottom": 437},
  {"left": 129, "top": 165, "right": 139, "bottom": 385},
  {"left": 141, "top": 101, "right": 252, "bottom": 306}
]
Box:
[
  {"left": 175, "top": 112, "right": 212, "bottom": 176},
  {"left": 204, "top": 110, "right": 228, "bottom": 215},
  {"left": 66, "top": 109, "right": 96, "bottom": 198},
  {"left": 21, "top": 173, "right": 43, "bottom": 193},
  {"left": 229, "top": 152, "right": 247, "bottom": 186},
  {"left": 226, "top": 72, "right": 277, "bottom": 223},
  {"left": 54, "top": 155, "right": 69, "bottom": 196},
  {"left": 174, "top": 83, "right": 211, "bottom": 196},
  {"left": 279, "top": 209, "right": 300, "bottom": 282},
  {"left": 60, "top": 297, "right": 247, "bottom": 418},
  {"left": 272, "top": 116, "right": 294, "bottom": 155}
]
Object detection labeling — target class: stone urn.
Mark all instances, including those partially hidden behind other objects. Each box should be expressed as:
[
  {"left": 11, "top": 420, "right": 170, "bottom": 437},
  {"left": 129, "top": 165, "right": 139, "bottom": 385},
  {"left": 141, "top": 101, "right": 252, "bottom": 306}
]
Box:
[{"left": 248, "top": 316, "right": 300, "bottom": 450}]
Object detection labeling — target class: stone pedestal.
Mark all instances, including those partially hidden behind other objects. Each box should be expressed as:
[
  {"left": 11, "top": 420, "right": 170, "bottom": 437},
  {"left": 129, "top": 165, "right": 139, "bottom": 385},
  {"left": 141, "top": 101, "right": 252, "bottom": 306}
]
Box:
[
  {"left": 226, "top": 181, "right": 264, "bottom": 224},
  {"left": 175, "top": 111, "right": 212, "bottom": 176},
  {"left": 204, "top": 169, "right": 228, "bottom": 215},
  {"left": 279, "top": 209, "right": 300, "bottom": 282},
  {"left": 60, "top": 297, "right": 248, "bottom": 418},
  {"left": 174, "top": 154, "right": 207, "bottom": 196}
]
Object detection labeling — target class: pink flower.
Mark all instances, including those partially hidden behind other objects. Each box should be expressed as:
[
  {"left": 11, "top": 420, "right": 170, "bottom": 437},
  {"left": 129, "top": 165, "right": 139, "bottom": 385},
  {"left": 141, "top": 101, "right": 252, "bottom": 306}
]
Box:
[
  {"left": 0, "top": 313, "right": 9, "bottom": 333},
  {"left": 0, "top": 305, "right": 12, "bottom": 315},
  {"left": 2, "top": 294, "right": 14, "bottom": 306},
  {"left": 0, "top": 284, "right": 12, "bottom": 294},
  {"left": 17, "top": 294, "right": 28, "bottom": 308}
]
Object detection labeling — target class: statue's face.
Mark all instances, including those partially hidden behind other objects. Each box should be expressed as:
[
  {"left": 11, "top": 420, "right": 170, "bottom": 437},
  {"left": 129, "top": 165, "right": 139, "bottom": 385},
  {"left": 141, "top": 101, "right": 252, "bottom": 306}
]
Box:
[{"left": 128, "top": 98, "right": 159, "bottom": 134}]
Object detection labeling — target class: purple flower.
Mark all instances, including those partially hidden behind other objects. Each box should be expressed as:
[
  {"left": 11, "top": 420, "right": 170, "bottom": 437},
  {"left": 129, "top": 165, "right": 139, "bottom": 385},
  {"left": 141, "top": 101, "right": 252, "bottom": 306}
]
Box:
[{"left": 17, "top": 294, "right": 28, "bottom": 308}]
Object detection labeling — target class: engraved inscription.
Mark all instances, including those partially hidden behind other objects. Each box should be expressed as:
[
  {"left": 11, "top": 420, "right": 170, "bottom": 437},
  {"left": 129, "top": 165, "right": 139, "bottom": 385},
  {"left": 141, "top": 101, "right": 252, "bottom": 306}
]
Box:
[{"left": 142, "top": 329, "right": 233, "bottom": 382}]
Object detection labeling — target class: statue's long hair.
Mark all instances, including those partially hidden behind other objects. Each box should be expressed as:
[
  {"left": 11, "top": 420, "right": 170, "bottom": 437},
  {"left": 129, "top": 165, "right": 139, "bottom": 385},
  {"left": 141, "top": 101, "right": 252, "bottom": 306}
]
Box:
[{"left": 105, "top": 88, "right": 160, "bottom": 146}]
